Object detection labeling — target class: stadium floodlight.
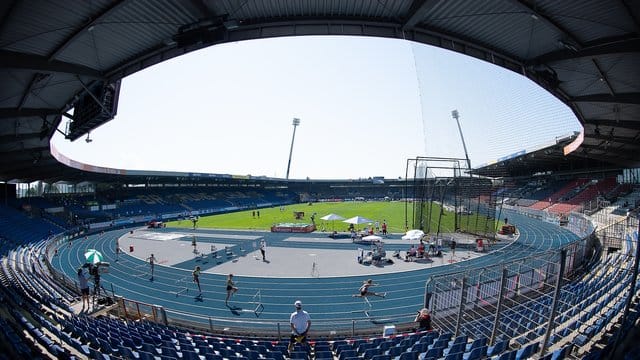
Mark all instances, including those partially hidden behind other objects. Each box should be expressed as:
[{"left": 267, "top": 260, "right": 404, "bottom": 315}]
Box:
[
  {"left": 285, "top": 118, "right": 300, "bottom": 179},
  {"left": 451, "top": 110, "right": 471, "bottom": 171}
]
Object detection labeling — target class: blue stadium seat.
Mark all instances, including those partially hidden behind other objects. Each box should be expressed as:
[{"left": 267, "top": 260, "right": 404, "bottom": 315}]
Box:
[
  {"left": 496, "top": 350, "right": 517, "bottom": 360},
  {"left": 314, "top": 344, "right": 331, "bottom": 353},
  {"left": 181, "top": 350, "right": 200, "bottom": 360},
  {"left": 339, "top": 349, "right": 357, "bottom": 360},
  {"left": 410, "top": 342, "right": 428, "bottom": 353},
  {"left": 242, "top": 349, "right": 260, "bottom": 360},
  {"left": 118, "top": 345, "right": 138, "bottom": 360},
  {"left": 444, "top": 353, "right": 463, "bottom": 360},
  {"left": 364, "top": 347, "right": 383, "bottom": 360},
  {"left": 290, "top": 351, "right": 309, "bottom": 360},
  {"left": 448, "top": 335, "right": 468, "bottom": 347},
  {"left": 427, "top": 339, "right": 448, "bottom": 352},
  {"left": 371, "top": 355, "right": 391, "bottom": 360},
  {"left": 573, "top": 334, "right": 589, "bottom": 347},
  {"left": 335, "top": 344, "right": 352, "bottom": 355},
  {"left": 397, "top": 350, "right": 418, "bottom": 360},
  {"left": 89, "top": 347, "right": 109, "bottom": 360},
  {"left": 515, "top": 342, "right": 539, "bottom": 360},
  {"left": 420, "top": 348, "right": 441, "bottom": 360},
  {"left": 138, "top": 351, "right": 156, "bottom": 360},
  {"left": 486, "top": 339, "right": 510, "bottom": 357},
  {"left": 267, "top": 350, "right": 285, "bottom": 360},
  {"left": 358, "top": 342, "right": 376, "bottom": 354},
  {"left": 462, "top": 345, "right": 487, "bottom": 360},
  {"left": 98, "top": 338, "right": 118, "bottom": 356},
  {"left": 387, "top": 345, "right": 405, "bottom": 357},
  {"left": 315, "top": 350, "right": 334, "bottom": 360},
  {"left": 161, "top": 346, "right": 180, "bottom": 358}
]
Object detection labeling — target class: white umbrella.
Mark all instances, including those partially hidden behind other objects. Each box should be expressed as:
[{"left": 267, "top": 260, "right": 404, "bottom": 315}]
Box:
[
  {"left": 343, "top": 216, "right": 374, "bottom": 225},
  {"left": 84, "top": 249, "right": 104, "bottom": 264},
  {"left": 320, "top": 213, "right": 345, "bottom": 232},
  {"left": 320, "top": 213, "right": 345, "bottom": 221},
  {"left": 402, "top": 229, "right": 425, "bottom": 241}
]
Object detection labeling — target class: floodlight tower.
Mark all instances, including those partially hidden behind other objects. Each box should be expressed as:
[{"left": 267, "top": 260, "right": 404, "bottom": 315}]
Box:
[
  {"left": 452, "top": 110, "right": 471, "bottom": 171},
  {"left": 285, "top": 118, "right": 301, "bottom": 179}
]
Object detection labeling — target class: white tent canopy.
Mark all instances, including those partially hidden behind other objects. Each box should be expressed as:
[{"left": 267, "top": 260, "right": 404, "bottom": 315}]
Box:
[
  {"left": 402, "top": 229, "right": 425, "bottom": 241},
  {"left": 343, "top": 216, "right": 374, "bottom": 225},
  {"left": 320, "top": 213, "right": 345, "bottom": 221},
  {"left": 362, "top": 235, "right": 383, "bottom": 242}
]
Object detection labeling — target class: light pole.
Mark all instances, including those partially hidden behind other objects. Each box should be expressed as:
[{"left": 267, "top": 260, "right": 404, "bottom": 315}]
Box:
[
  {"left": 452, "top": 110, "right": 471, "bottom": 171},
  {"left": 285, "top": 118, "right": 300, "bottom": 179}
]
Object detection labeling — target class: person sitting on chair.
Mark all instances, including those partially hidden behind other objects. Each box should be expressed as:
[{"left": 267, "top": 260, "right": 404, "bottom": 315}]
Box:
[
  {"left": 406, "top": 245, "right": 417, "bottom": 261},
  {"left": 417, "top": 242, "right": 426, "bottom": 258},
  {"left": 414, "top": 308, "right": 432, "bottom": 331}
]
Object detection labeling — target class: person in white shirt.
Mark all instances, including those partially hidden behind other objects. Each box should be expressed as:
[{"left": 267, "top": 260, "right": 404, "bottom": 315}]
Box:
[
  {"left": 289, "top": 300, "right": 311, "bottom": 351},
  {"left": 259, "top": 239, "right": 267, "bottom": 261},
  {"left": 77, "top": 268, "right": 90, "bottom": 310}
]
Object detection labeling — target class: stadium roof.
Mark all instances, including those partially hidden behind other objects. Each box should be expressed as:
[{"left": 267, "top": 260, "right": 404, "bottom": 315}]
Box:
[
  {"left": 1, "top": 0, "right": 638, "bottom": 183},
  {"left": 471, "top": 131, "right": 614, "bottom": 178}
]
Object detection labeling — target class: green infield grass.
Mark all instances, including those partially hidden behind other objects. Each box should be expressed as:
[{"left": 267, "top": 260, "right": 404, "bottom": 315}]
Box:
[
  {"left": 167, "top": 201, "right": 416, "bottom": 232},
  {"left": 166, "top": 201, "right": 498, "bottom": 234}
]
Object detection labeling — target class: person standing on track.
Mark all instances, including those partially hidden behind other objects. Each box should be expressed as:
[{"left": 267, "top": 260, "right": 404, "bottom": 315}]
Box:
[
  {"left": 259, "top": 239, "right": 267, "bottom": 261},
  {"left": 193, "top": 266, "right": 202, "bottom": 294},
  {"left": 147, "top": 253, "right": 157, "bottom": 279},
  {"left": 225, "top": 273, "right": 238, "bottom": 304}
]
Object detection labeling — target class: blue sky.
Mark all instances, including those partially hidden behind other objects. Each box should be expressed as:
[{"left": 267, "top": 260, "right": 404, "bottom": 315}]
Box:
[{"left": 52, "top": 36, "right": 581, "bottom": 180}]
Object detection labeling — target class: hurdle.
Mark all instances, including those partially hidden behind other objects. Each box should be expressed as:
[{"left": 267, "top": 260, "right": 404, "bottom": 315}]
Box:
[
  {"left": 355, "top": 296, "right": 392, "bottom": 324},
  {"left": 362, "top": 296, "right": 372, "bottom": 318},
  {"left": 252, "top": 289, "right": 264, "bottom": 317},
  {"left": 133, "top": 263, "right": 148, "bottom": 278},
  {"left": 175, "top": 276, "right": 190, "bottom": 297},
  {"left": 234, "top": 289, "right": 264, "bottom": 317},
  {"left": 351, "top": 296, "right": 373, "bottom": 317}
]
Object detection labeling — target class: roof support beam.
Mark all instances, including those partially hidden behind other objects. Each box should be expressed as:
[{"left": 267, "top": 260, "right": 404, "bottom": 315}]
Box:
[
  {"left": 186, "top": 0, "right": 215, "bottom": 19},
  {"left": 509, "top": 0, "right": 581, "bottom": 48},
  {"left": 571, "top": 150, "right": 637, "bottom": 167},
  {"left": 572, "top": 93, "right": 640, "bottom": 105},
  {"left": 0, "top": 50, "right": 104, "bottom": 79},
  {"left": 0, "top": 133, "right": 39, "bottom": 143},
  {"left": 0, "top": 146, "right": 49, "bottom": 158},
  {"left": 580, "top": 144, "right": 636, "bottom": 157},
  {"left": 48, "top": 0, "right": 128, "bottom": 61},
  {"left": 0, "top": 108, "right": 60, "bottom": 119},
  {"left": 402, "top": 0, "right": 441, "bottom": 30},
  {"left": 583, "top": 119, "right": 640, "bottom": 131},
  {"left": 587, "top": 134, "right": 640, "bottom": 147},
  {"left": 529, "top": 36, "right": 639, "bottom": 64},
  {"left": 0, "top": 0, "right": 19, "bottom": 36},
  {"left": 18, "top": 73, "right": 50, "bottom": 110},
  {"left": 619, "top": 0, "right": 640, "bottom": 33},
  {"left": 591, "top": 59, "right": 615, "bottom": 97}
]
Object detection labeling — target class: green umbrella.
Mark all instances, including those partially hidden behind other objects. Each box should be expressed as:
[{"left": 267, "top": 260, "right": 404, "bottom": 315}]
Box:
[{"left": 84, "top": 249, "right": 104, "bottom": 264}]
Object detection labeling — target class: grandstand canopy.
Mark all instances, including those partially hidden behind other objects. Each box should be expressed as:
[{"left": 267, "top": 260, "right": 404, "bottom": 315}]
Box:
[
  {"left": 471, "top": 132, "right": 620, "bottom": 178},
  {"left": 1, "top": 0, "right": 639, "bottom": 183}
]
